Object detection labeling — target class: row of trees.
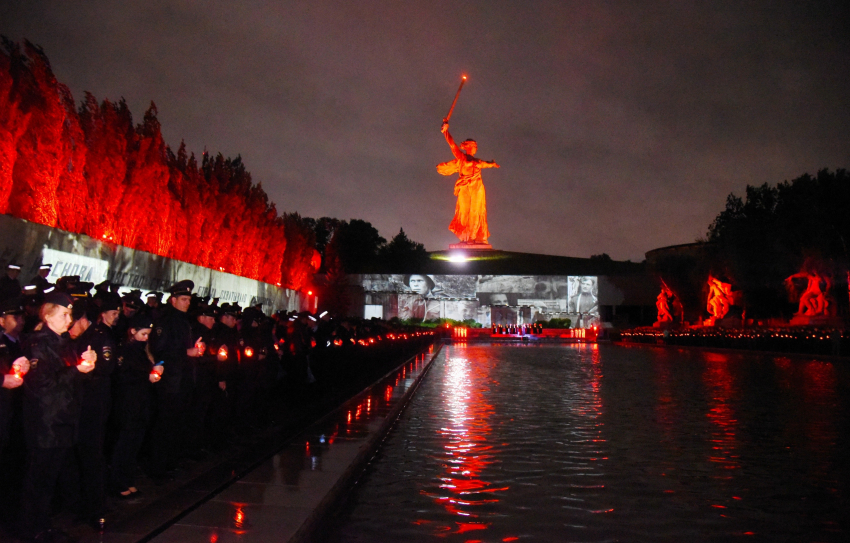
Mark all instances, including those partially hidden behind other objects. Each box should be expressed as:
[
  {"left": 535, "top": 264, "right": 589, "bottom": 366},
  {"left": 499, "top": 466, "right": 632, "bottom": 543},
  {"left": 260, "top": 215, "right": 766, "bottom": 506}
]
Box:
[
  {"left": 652, "top": 169, "right": 850, "bottom": 321},
  {"left": 1, "top": 39, "right": 316, "bottom": 289}
]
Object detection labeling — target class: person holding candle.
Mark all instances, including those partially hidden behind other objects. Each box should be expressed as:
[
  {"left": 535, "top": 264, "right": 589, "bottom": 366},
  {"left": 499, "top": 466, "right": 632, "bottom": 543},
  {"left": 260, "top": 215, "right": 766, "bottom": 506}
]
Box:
[
  {"left": 111, "top": 313, "right": 158, "bottom": 499},
  {"left": 70, "top": 295, "right": 119, "bottom": 527},
  {"left": 148, "top": 280, "right": 204, "bottom": 481},
  {"left": 19, "top": 291, "right": 96, "bottom": 541}
]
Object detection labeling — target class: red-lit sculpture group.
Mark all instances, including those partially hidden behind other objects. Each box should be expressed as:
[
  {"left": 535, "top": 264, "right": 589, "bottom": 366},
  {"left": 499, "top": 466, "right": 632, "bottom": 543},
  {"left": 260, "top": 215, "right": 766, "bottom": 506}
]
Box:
[
  {"left": 1, "top": 41, "right": 315, "bottom": 289},
  {"left": 656, "top": 269, "right": 837, "bottom": 328}
]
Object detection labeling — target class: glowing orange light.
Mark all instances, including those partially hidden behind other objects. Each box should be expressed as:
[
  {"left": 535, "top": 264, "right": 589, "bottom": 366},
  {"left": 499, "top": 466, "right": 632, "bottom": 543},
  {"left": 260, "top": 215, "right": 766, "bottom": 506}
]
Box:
[
  {"left": 244, "top": 346, "right": 254, "bottom": 357},
  {"left": 233, "top": 505, "right": 246, "bottom": 530},
  {"left": 333, "top": 338, "right": 343, "bottom": 346},
  {"left": 307, "top": 290, "right": 313, "bottom": 296}
]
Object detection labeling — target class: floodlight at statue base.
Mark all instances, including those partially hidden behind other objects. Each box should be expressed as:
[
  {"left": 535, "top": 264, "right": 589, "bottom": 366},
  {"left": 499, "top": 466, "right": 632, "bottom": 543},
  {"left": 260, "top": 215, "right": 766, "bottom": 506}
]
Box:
[{"left": 449, "top": 242, "right": 493, "bottom": 250}]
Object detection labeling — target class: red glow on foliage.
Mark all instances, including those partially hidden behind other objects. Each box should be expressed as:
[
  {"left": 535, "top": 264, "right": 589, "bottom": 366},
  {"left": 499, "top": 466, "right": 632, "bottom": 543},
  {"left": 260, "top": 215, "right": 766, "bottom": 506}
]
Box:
[{"left": 0, "top": 43, "right": 314, "bottom": 289}]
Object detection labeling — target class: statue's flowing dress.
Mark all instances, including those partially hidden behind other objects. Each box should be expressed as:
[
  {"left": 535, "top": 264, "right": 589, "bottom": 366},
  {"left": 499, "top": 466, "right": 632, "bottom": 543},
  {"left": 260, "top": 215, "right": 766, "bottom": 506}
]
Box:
[{"left": 437, "top": 132, "right": 490, "bottom": 243}]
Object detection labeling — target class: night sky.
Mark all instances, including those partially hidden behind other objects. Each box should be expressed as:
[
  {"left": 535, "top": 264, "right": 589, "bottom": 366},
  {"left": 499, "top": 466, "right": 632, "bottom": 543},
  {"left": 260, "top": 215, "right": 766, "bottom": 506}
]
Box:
[{"left": 2, "top": 1, "right": 848, "bottom": 261}]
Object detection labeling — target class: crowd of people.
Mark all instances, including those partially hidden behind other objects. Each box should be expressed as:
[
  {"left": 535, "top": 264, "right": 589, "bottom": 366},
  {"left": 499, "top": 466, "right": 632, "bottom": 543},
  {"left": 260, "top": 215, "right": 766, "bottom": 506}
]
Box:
[{"left": 1, "top": 262, "right": 433, "bottom": 542}]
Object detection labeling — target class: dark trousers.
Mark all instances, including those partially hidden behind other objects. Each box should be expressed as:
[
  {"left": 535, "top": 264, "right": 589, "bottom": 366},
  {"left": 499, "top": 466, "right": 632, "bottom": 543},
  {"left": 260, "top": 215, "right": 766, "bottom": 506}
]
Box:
[
  {"left": 20, "top": 446, "right": 73, "bottom": 538},
  {"left": 149, "top": 388, "right": 183, "bottom": 476},
  {"left": 111, "top": 427, "right": 146, "bottom": 490},
  {"left": 185, "top": 364, "right": 215, "bottom": 452},
  {"left": 74, "top": 392, "right": 109, "bottom": 520}
]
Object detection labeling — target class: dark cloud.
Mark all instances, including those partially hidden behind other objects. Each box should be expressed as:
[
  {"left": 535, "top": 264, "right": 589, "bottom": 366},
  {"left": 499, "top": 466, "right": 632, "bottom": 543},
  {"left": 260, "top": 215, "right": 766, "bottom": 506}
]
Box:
[{"left": 2, "top": 0, "right": 848, "bottom": 260}]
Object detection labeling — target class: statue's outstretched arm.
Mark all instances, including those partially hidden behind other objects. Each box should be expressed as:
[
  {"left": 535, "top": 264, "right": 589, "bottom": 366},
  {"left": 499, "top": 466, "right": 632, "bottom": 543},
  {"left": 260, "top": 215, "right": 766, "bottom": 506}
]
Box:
[
  {"left": 441, "top": 121, "right": 463, "bottom": 160},
  {"left": 480, "top": 160, "right": 500, "bottom": 169}
]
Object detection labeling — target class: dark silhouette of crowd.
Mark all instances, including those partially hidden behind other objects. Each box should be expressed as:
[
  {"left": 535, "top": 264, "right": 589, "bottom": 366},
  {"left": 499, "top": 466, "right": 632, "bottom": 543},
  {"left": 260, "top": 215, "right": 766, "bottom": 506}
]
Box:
[{"left": 1, "top": 263, "right": 433, "bottom": 542}]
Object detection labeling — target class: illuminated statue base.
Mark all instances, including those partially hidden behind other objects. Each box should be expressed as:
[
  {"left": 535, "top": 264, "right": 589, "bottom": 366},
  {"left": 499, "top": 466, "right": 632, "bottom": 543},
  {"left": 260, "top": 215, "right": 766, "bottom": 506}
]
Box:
[
  {"left": 449, "top": 242, "right": 493, "bottom": 250},
  {"left": 789, "top": 314, "right": 841, "bottom": 327},
  {"left": 702, "top": 316, "right": 743, "bottom": 328},
  {"left": 652, "top": 320, "right": 677, "bottom": 329}
]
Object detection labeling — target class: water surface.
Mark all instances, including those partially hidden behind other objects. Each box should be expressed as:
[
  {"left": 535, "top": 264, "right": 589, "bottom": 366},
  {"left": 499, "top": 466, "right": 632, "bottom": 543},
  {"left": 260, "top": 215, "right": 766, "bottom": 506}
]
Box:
[{"left": 325, "top": 343, "right": 849, "bottom": 542}]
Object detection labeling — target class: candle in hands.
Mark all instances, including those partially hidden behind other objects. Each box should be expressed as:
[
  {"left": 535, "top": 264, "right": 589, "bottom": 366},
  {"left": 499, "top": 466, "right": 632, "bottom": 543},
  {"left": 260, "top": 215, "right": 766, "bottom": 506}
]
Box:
[
  {"left": 78, "top": 345, "right": 96, "bottom": 373},
  {"left": 149, "top": 364, "right": 164, "bottom": 383},
  {"left": 11, "top": 356, "right": 29, "bottom": 378}
]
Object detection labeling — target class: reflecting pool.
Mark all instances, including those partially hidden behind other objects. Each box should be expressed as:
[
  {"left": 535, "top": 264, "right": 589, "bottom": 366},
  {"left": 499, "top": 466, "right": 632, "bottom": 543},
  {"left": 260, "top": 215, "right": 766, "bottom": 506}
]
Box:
[{"left": 324, "top": 344, "right": 849, "bottom": 542}]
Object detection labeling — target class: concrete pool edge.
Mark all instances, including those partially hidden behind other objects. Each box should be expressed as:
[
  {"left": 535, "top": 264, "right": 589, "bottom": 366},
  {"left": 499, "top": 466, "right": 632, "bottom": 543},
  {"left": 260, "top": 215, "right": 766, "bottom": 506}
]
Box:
[{"left": 287, "top": 343, "right": 443, "bottom": 542}]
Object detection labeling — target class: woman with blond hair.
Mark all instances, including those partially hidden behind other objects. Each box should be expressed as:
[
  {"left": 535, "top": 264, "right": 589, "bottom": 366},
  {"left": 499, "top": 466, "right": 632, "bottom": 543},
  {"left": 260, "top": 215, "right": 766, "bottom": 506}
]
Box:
[{"left": 19, "top": 292, "right": 96, "bottom": 541}]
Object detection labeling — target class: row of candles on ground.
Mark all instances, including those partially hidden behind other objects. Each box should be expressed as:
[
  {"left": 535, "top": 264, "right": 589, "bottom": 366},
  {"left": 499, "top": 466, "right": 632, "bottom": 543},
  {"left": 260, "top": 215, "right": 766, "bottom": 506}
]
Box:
[
  {"left": 491, "top": 323, "right": 544, "bottom": 335},
  {"left": 622, "top": 327, "right": 841, "bottom": 341}
]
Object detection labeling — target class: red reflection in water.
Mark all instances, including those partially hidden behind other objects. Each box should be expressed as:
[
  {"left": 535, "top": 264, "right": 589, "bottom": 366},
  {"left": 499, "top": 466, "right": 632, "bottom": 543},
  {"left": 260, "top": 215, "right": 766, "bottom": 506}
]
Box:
[
  {"left": 419, "top": 345, "right": 506, "bottom": 536},
  {"left": 773, "top": 358, "right": 838, "bottom": 478},
  {"left": 231, "top": 503, "right": 247, "bottom": 533},
  {"left": 702, "top": 352, "right": 739, "bottom": 474}
]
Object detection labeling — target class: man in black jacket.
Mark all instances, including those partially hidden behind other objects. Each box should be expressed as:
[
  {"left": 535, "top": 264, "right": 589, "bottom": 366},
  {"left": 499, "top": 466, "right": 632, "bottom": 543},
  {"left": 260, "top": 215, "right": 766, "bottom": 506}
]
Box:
[
  {"left": 148, "top": 280, "right": 204, "bottom": 480},
  {"left": 19, "top": 291, "right": 96, "bottom": 540},
  {"left": 71, "top": 296, "right": 118, "bottom": 525}
]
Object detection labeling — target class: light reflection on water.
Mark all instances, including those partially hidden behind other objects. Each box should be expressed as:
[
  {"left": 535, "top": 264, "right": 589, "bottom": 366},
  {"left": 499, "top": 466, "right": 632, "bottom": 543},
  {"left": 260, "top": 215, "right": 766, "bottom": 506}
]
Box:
[{"left": 326, "top": 344, "right": 849, "bottom": 542}]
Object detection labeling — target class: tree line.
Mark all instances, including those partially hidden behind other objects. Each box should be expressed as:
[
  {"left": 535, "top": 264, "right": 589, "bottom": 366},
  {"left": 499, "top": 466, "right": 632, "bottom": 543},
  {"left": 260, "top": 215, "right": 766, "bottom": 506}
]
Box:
[
  {"left": 1, "top": 39, "right": 316, "bottom": 289},
  {"left": 652, "top": 168, "right": 850, "bottom": 321}
]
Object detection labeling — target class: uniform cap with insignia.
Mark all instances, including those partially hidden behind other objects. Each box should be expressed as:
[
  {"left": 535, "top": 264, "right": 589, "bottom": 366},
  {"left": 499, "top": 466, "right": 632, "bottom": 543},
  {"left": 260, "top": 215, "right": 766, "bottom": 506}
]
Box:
[
  {"left": 94, "top": 280, "right": 112, "bottom": 293},
  {"left": 44, "top": 291, "right": 74, "bottom": 309},
  {"left": 198, "top": 305, "right": 218, "bottom": 317},
  {"left": 100, "top": 294, "right": 122, "bottom": 313},
  {"left": 39, "top": 264, "right": 52, "bottom": 271},
  {"left": 0, "top": 297, "right": 25, "bottom": 316},
  {"left": 129, "top": 313, "right": 154, "bottom": 331},
  {"left": 7, "top": 263, "right": 21, "bottom": 270},
  {"left": 122, "top": 293, "right": 143, "bottom": 309},
  {"left": 168, "top": 280, "right": 194, "bottom": 297},
  {"left": 72, "top": 298, "right": 99, "bottom": 323}
]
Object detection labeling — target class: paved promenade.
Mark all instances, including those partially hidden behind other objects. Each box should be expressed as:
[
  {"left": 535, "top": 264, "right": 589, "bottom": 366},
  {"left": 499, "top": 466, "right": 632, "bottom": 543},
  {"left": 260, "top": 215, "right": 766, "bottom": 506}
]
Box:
[{"left": 82, "top": 345, "right": 439, "bottom": 543}]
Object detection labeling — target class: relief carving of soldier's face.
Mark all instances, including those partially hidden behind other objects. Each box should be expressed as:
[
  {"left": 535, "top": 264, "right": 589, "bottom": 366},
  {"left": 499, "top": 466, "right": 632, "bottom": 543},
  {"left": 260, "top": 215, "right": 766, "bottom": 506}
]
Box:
[{"left": 408, "top": 275, "right": 431, "bottom": 296}]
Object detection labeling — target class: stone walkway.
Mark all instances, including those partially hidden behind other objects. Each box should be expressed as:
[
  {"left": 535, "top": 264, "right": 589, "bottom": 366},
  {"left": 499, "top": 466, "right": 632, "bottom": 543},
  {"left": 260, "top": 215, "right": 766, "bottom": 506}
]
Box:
[{"left": 84, "top": 345, "right": 439, "bottom": 543}]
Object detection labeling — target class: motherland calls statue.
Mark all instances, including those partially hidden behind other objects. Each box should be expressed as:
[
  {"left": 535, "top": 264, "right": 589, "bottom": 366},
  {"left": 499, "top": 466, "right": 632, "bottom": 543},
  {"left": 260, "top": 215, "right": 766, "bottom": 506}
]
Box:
[
  {"left": 436, "top": 76, "right": 499, "bottom": 247},
  {"left": 437, "top": 122, "right": 499, "bottom": 246}
]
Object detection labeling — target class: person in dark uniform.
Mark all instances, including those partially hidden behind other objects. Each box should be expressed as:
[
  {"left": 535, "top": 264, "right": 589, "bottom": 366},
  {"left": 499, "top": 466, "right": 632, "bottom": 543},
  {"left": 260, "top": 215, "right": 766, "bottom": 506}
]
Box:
[
  {"left": 1, "top": 298, "right": 28, "bottom": 459},
  {"left": 146, "top": 291, "right": 164, "bottom": 320},
  {"left": 29, "top": 264, "right": 53, "bottom": 294},
  {"left": 70, "top": 295, "right": 119, "bottom": 526},
  {"left": 185, "top": 304, "right": 219, "bottom": 457},
  {"left": 207, "top": 304, "right": 239, "bottom": 445},
  {"left": 0, "top": 264, "right": 22, "bottom": 303},
  {"left": 111, "top": 313, "right": 159, "bottom": 498},
  {"left": 19, "top": 292, "right": 96, "bottom": 541},
  {"left": 234, "top": 307, "right": 268, "bottom": 431},
  {"left": 1, "top": 298, "right": 29, "bottom": 529},
  {"left": 113, "top": 293, "right": 143, "bottom": 343},
  {"left": 148, "top": 280, "right": 204, "bottom": 480}
]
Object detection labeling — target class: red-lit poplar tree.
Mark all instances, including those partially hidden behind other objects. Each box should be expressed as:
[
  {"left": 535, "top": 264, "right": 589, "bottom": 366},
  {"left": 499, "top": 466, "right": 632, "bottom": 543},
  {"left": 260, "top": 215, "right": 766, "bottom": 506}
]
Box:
[{"left": 0, "top": 39, "right": 314, "bottom": 289}]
